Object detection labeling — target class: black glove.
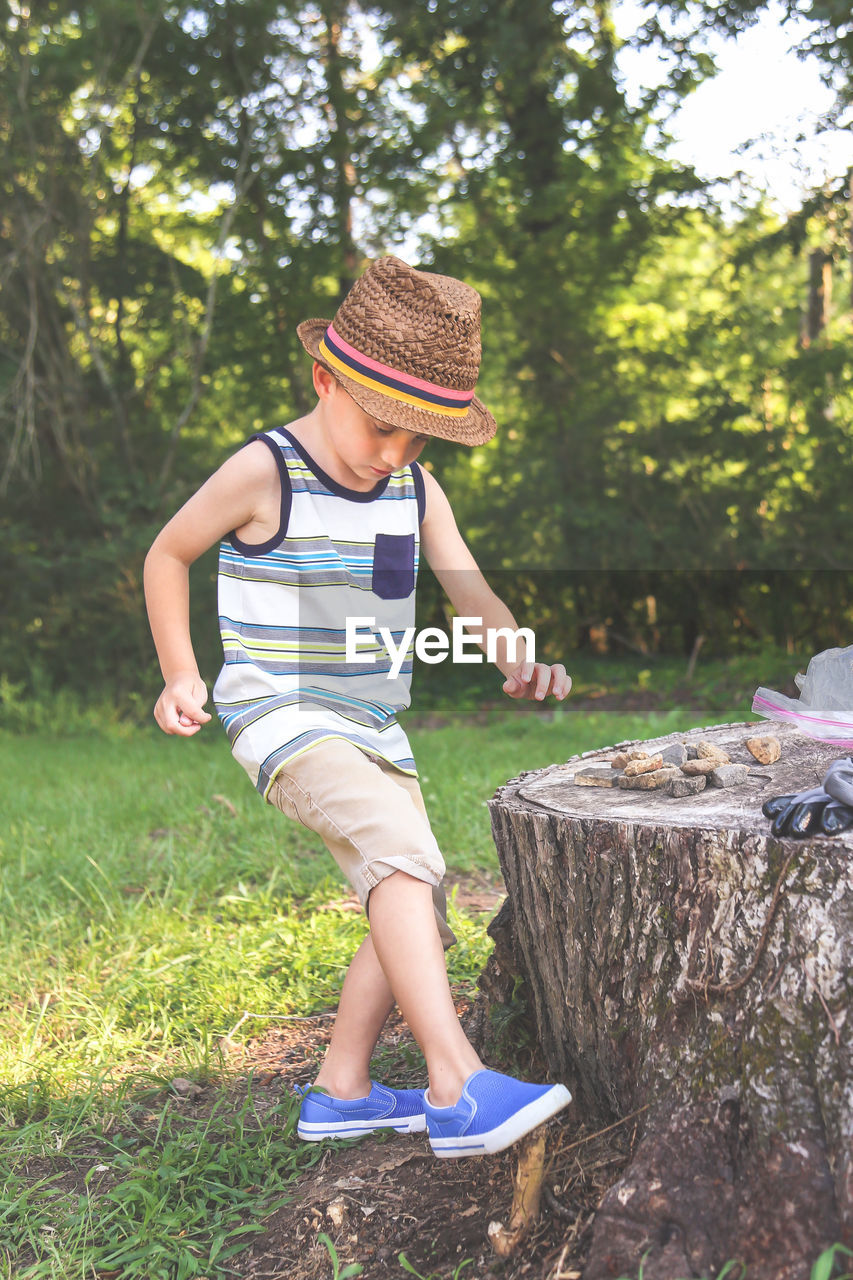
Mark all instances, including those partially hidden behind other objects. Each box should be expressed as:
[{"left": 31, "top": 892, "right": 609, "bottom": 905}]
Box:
[
  {"left": 822, "top": 758, "right": 853, "bottom": 833},
  {"left": 762, "top": 758, "right": 853, "bottom": 838}
]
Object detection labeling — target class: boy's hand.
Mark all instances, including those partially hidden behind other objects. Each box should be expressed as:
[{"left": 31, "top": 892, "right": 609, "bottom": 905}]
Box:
[
  {"left": 502, "top": 662, "right": 572, "bottom": 702},
  {"left": 154, "top": 675, "right": 212, "bottom": 736}
]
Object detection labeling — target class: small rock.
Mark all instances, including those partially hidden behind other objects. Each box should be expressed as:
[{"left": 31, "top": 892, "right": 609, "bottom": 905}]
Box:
[
  {"left": 609, "top": 752, "right": 631, "bottom": 770},
  {"left": 746, "top": 735, "right": 781, "bottom": 765},
  {"left": 660, "top": 743, "right": 688, "bottom": 767},
  {"left": 170, "top": 1077, "right": 202, "bottom": 1098},
  {"left": 627, "top": 750, "right": 651, "bottom": 761},
  {"left": 575, "top": 766, "right": 619, "bottom": 788},
  {"left": 696, "top": 741, "right": 730, "bottom": 764},
  {"left": 618, "top": 767, "right": 681, "bottom": 791},
  {"left": 668, "top": 774, "right": 707, "bottom": 797},
  {"left": 685, "top": 745, "right": 699, "bottom": 759},
  {"left": 624, "top": 754, "right": 664, "bottom": 777},
  {"left": 709, "top": 763, "right": 750, "bottom": 788},
  {"left": 326, "top": 1197, "right": 347, "bottom": 1229},
  {"left": 681, "top": 759, "right": 718, "bottom": 776}
]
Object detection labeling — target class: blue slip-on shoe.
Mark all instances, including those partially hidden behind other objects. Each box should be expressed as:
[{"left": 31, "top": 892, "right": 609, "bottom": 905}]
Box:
[
  {"left": 296, "top": 1080, "right": 427, "bottom": 1142},
  {"left": 423, "top": 1068, "right": 571, "bottom": 1159}
]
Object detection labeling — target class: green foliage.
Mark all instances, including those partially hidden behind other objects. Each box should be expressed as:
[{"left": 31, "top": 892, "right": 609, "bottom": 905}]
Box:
[
  {"left": 2, "top": 1, "right": 852, "bottom": 690},
  {"left": 1, "top": 1085, "right": 317, "bottom": 1279},
  {"left": 485, "top": 974, "right": 536, "bottom": 1070},
  {"left": 318, "top": 1233, "right": 364, "bottom": 1279},
  {"left": 811, "top": 1243, "right": 853, "bottom": 1280},
  {"left": 398, "top": 1252, "right": 474, "bottom": 1280}
]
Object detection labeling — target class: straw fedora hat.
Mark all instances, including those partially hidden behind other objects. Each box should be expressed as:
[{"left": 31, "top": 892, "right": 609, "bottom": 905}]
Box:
[{"left": 296, "top": 256, "right": 496, "bottom": 446}]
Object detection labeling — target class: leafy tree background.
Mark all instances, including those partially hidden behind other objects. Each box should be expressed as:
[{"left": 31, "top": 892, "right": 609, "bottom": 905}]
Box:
[{"left": 1, "top": 0, "right": 851, "bottom": 706}]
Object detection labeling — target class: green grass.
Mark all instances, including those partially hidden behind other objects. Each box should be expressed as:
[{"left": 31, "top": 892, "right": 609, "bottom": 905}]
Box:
[
  {"left": 1, "top": 1085, "right": 321, "bottom": 1279},
  {"left": 0, "top": 652, "right": 814, "bottom": 1276}
]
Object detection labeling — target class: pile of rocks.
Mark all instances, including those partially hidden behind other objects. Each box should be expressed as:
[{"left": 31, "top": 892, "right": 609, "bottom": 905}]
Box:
[{"left": 573, "top": 735, "right": 781, "bottom": 799}]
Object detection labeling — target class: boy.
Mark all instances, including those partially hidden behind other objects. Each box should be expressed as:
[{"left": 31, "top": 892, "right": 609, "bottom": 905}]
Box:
[{"left": 144, "top": 256, "right": 572, "bottom": 1158}]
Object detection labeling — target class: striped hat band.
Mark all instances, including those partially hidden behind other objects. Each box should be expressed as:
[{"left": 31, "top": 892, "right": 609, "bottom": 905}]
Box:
[{"left": 318, "top": 324, "right": 475, "bottom": 418}]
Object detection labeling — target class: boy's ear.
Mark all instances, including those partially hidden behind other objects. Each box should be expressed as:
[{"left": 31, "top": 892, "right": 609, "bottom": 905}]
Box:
[{"left": 313, "top": 361, "right": 337, "bottom": 399}]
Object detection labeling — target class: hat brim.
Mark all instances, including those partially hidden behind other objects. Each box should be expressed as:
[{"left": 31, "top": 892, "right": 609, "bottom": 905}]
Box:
[{"left": 297, "top": 318, "right": 497, "bottom": 446}]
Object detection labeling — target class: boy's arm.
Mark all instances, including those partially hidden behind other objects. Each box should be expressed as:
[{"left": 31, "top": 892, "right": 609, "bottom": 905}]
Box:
[
  {"left": 418, "top": 468, "right": 571, "bottom": 702},
  {"left": 144, "top": 442, "right": 277, "bottom": 735}
]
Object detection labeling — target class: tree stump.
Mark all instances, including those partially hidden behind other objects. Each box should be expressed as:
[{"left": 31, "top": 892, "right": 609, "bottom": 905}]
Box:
[{"left": 487, "top": 721, "right": 852, "bottom": 1280}]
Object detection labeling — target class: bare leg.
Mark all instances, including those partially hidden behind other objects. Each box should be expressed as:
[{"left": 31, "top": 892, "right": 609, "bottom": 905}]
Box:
[
  {"left": 312, "top": 934, "right": 395, "bottom": 1099},
  {"left": 303, "top": 871, "right": 569, "bottom": 1157},
  {"left": 367, "top": 871, "right": 483, "bottom": 1107},
  {"left": 313, "top": 872, "right": 482, "bottom": 1106}
]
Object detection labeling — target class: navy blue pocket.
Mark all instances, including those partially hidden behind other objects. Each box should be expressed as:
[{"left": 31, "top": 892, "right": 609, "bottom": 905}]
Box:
[{"left": 372, "top": 532, "right": 415, "bottom": 600}]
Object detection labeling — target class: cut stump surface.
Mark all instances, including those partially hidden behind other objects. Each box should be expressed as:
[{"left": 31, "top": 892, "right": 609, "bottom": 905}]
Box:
[{"left": 487, "top": 721, "right": 852, "bottom": 1280}]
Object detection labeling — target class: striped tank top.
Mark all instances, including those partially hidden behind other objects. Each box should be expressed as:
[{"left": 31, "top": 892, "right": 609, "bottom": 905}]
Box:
[{"left": 212, "top": 428, "right": 424, "bottom": 797}]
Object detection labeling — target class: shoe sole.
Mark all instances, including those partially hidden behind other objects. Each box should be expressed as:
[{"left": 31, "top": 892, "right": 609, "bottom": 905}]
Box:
[
  {"left": 428, "top": 1084, "right": 572, "bottom": 1159},
  {"left": 298, "top": 1113, "right": 427, "bottom": 1141}
]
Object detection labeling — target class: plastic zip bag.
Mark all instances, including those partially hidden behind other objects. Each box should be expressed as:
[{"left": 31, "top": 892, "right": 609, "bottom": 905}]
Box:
[{"left": 752, "top": 645, "right": 853, "bottom": 748}]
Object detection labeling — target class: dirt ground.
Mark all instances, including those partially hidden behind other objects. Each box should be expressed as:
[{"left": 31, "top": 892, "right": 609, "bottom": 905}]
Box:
[
  {"left": 10, "top": 1014, "right": 635, "bottom": 1280},
  {"left": 230, "top": 1007, "right": 636, "bottom": 1280},
  {"left": 227, "top": 880, "right": 637, "bottom": 1280}
]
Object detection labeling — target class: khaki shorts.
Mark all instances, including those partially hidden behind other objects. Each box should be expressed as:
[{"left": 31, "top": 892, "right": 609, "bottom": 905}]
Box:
[{"left": 268, "top": 738, "right": 455, "bottom": 949}]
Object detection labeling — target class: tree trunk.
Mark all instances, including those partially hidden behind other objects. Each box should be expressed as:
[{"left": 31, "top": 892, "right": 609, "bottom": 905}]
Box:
[
  {"left": 322, "top": 1, "right": 358, "bottom": 302},
  {"left": 486, "top": 721, "right": 852, "bottom": 1280},
  {"left": 801, "top": 248, "right": 832, "bottom": 347}
]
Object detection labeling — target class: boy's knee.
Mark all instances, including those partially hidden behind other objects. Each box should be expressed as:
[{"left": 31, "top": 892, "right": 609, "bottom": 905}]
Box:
[{"left": 367, "top": 868, "right": 456, "bottom": 951}]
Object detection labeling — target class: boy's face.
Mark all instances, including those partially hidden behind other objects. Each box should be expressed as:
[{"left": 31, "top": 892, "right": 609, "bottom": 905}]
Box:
[{"left": 314, "top": 363, "right": 428, "bottom": 488}]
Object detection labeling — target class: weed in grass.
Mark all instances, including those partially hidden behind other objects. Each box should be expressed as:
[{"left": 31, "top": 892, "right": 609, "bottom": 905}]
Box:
[
  {"left": 398, "top": 1253, "right": 474, "bottom": 1279},
  {"left": 317, "top": 1232, "right": 364, "bottom": 1278},
  {"left": 2, "top": 1083, "right": 320, "bottom": 1278},
  {"left": 613, "top": 1245, "right": 853, "bottom": 1280},
  {"left": 486, "top": 973, "right": 534, "bottom": 1062},
  {"left": 811, "top": 1243, "right": 853, "bottom": 1280},
  {"left": 614, "top": 1257, "right": 746, "bottom": 1280}
]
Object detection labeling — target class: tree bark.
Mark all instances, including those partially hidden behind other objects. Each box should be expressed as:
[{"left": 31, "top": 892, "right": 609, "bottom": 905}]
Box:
[
  {"left": 801, "top": 248, "right": 832, "bottom": 347},
  {"left": 322, "top": 1, "right": 358, "bottom": 303},
  {"left": 486, "top": 721, "right": 852, "bottom": 1279}
]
